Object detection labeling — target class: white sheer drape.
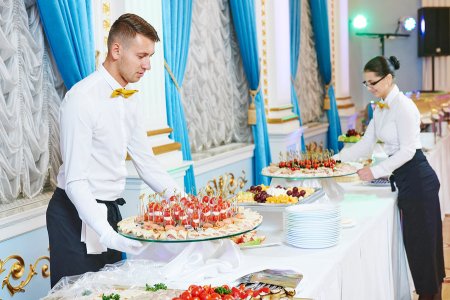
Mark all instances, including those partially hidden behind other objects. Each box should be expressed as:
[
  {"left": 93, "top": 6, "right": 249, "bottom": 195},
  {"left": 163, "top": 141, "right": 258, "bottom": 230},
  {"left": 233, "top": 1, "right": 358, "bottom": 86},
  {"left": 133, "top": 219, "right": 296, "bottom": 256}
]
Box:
[
  {"left": 0, "top": 0, "right": 63, "bottom": 203},
  {"left": 421, "top": 0, "right": 450, "bottom": 92},
  {"left": 294, "top": 0, "right": 324, "bottom": 124},
  {"left": 181, "top": 0, "right": 252, "bottom": 153}
]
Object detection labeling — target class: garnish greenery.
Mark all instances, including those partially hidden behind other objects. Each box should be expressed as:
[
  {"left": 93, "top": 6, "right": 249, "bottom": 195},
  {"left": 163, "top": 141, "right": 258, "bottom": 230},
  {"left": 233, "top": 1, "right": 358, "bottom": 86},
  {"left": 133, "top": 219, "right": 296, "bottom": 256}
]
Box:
[
  {"left": 145, "top": 282, "right": 168, "bottom": 292},
  {"left": 214, "top": 286, "right": 232, "bottom": 295},
  {"left": 102, "top": 293, "right": 120, "bottom": 300}
]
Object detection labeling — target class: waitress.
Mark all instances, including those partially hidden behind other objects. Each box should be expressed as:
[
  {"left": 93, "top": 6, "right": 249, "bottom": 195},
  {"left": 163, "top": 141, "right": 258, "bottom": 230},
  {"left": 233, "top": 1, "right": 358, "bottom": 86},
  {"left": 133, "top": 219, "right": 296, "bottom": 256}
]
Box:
[{"left": 338, "top": 56, "right": 445, "bottom": 299}]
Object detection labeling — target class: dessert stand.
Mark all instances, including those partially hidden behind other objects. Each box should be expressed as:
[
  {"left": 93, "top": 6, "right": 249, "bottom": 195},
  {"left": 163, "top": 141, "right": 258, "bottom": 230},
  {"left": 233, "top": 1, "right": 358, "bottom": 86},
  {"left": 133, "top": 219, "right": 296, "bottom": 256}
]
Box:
[
  {"left": 119, "top": 208, "right": 263, "bottom": 283},
  {"left": 237, "top": 187, "right": 325, "bottom": 212},
  {"left": 262, "top": 166, "right": 359, "bottom": 203}
]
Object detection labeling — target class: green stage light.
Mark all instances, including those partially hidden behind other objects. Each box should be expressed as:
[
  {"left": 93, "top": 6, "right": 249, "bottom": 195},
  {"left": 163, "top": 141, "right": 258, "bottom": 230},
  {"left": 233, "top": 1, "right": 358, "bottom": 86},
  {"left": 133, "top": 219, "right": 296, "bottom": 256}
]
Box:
[{"left": 353, "top": 15, "right": 367, "bottom": 29}]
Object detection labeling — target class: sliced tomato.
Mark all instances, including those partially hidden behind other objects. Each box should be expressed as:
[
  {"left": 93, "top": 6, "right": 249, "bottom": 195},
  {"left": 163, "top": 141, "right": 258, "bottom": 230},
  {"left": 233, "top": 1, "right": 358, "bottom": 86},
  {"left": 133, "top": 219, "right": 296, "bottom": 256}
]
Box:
[
  {"left": 199, "top": 291, "right": 210, "bottom": 300},
  {"left": 188, "top": 285, "right": 198, "bottom": 292},
  {"left": 191, "top": 286, "right": 203, "bottom": 297},
  {"left": 180, "top": 291, "right": 193, "bottom": 300},
  {"left": 207, "top": 293, "right": 222, "bottom": 300}
]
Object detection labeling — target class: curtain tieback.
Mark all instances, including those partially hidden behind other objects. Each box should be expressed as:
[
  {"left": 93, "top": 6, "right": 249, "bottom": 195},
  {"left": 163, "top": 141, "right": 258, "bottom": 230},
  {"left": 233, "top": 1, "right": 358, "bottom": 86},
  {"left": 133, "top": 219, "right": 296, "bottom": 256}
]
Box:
[
  {"left": 164, "top": 59, "right": 181, "bottom": 92},
  {"left": 324, "top": 84, "right": 331, "bottom": 110},
  {"left": 248, "top": 80, "right": 261, "bottom": 125}
]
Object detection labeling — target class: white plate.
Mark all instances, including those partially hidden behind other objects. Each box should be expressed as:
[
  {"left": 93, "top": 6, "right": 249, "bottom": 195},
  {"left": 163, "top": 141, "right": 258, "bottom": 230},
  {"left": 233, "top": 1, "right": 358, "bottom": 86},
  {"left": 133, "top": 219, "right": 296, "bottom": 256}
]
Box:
[
  {"left": 286, "top": 240, "right": 339, "bottom": 249},
  {"left": 285, "top": 203, "right": 340, "bottom": 213},
  {"left": 341, "top": 218, "right": 356, "bottom": 229}
]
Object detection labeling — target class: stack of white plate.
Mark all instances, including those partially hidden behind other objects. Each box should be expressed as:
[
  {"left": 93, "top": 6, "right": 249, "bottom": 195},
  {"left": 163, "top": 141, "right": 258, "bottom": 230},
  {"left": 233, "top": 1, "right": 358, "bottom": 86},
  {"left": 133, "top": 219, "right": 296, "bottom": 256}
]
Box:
[{"left": 284, "top": 203, "right": 341, "bottom": 248}]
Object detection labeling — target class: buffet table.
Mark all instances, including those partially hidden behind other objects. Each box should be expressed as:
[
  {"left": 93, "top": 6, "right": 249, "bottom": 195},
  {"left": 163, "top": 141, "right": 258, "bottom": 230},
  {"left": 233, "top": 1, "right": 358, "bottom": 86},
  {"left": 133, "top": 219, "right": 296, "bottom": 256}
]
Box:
[
  {"left": 210, "top": 181, "right": 411, "bottom": 300},
  {"left": 426, "top": 130, "right": 450, "bottom": 218},
  {"left": 45, "top": 181, "right": 413, "bottom": 300}
]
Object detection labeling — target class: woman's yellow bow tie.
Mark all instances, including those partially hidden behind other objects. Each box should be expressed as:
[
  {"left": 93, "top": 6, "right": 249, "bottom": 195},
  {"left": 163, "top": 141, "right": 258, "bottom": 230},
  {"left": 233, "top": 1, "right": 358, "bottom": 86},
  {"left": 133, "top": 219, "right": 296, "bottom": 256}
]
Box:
[
  {"left": 111, "top": 88, "right": 138, "bottom": 98},
  {"left": 376, "top": 101, "right": 389, "bottom": 110}
]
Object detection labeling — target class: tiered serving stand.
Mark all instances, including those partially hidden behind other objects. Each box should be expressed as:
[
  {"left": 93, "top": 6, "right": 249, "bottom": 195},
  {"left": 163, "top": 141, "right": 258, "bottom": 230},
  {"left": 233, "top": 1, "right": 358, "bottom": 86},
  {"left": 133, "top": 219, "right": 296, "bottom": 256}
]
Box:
[
  {"left": 119, "top": 223, "right": 261, "bottom": 243},
  {"left": 262, "top": 164, "right": 360, "bottom": 203}
]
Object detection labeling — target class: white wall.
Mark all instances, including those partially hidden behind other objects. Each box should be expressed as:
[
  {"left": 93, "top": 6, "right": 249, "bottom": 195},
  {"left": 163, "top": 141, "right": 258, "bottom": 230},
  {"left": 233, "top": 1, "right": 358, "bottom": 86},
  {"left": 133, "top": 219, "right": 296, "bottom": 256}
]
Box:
[{"left": 348, "top": 0, "right": 422, "bottom": 110}]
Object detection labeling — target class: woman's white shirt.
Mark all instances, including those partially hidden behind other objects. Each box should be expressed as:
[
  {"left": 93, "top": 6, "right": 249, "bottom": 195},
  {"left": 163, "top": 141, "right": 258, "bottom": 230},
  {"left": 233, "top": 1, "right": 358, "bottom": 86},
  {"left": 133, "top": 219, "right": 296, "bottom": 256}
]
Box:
[{"left": 338, "top": 85, "right": 422, "bottom": 178}]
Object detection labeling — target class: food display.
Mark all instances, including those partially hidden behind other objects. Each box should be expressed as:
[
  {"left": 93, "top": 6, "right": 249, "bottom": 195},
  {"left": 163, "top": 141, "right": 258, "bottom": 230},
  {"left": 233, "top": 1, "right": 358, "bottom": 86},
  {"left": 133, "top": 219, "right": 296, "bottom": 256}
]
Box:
[
  {"left": 171, "top": 283, "right": 295, "bottom": 300},
  {"left": 338, "top": 129, "right": 363, "bottom": 143},
  {"left": 262, "top": 150, "right": 359, "bottom": 178},
  {"left": 230, "top": 230, "right": 266, "bottom": 247},
  {"left": 236, "top": 185, "right": 316, "bottom": 205},
  {"left": 118, "top": 194, "right": 262, "bottom": 242},
  {"left": 44, "top": 285, "right": 182, "bottom": 300}
]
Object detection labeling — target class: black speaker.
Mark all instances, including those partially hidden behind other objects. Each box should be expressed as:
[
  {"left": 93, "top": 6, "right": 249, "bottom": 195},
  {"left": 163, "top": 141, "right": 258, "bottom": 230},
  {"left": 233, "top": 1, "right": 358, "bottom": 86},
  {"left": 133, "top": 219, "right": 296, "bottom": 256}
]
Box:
[{"left": 418, "top": 7, "right": 450, "bottom": 57}]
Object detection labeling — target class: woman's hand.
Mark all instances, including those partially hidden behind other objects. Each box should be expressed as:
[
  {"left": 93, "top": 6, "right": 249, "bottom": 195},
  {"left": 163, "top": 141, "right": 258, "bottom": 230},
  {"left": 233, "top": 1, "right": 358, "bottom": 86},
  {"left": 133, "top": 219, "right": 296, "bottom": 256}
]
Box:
[{"left": 357, "top": 166, "right": 375, "bottom": 181}]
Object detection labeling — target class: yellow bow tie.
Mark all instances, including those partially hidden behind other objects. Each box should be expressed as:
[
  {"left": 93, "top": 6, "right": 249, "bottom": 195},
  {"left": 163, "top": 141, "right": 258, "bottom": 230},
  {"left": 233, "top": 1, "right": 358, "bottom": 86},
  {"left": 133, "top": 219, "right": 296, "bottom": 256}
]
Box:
[
  {"left": 376, "top": 101, "right": 389, "bottom": 110},
  {"left": 111, "top": 88, "right": 138, "bottom": 99}
]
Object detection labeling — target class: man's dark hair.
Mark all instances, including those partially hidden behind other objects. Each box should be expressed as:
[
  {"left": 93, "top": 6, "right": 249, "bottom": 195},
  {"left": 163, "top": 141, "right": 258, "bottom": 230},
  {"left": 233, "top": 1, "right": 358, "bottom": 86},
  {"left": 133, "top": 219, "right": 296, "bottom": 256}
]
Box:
[{"left": 107, "top": 13, "right": 160, "bottom": 49}]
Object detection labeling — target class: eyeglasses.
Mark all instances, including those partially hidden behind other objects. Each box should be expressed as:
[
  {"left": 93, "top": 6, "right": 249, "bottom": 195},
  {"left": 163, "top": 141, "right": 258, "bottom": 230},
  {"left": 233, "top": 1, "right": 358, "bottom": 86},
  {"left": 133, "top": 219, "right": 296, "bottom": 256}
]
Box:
[{"left": 362, "top": 74, "right": 387, "bottom": 88}]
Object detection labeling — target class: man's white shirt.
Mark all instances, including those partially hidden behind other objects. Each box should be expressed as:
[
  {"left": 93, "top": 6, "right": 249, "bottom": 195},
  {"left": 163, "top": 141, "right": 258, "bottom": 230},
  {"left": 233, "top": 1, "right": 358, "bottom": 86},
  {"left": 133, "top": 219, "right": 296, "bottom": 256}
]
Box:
[{"left": 57, "top": 64, "right": 180, "bottom": 253}]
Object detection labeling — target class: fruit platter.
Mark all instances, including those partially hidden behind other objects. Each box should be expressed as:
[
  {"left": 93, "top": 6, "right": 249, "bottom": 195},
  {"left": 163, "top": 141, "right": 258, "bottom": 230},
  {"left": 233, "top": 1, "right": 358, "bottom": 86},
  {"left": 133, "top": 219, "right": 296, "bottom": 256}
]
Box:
[
  {"left": 338, "top": 129, "right": 363, "bottom": 143},
  {"left": 235, "top": 184, "right": 321, "bottom": 207},
  {"left": 118, "top": 193, "right": 263, "bottom": 242},
  {"left": 170, "top": 283, "right": 296, "bottom": 300},
  {"left": 262, "top": 150, "right": 360, "bottom": 179}
]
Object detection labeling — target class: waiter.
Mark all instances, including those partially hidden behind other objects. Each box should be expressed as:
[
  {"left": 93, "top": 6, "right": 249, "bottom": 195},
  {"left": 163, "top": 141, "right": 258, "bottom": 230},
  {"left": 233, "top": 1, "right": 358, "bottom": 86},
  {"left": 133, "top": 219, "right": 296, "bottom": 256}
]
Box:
[
  {"left": 46, "top": 13, "right": 182, "bottom": 287},
  {"left": 337, "top": 55, "right": 445, "bottom": 299}
]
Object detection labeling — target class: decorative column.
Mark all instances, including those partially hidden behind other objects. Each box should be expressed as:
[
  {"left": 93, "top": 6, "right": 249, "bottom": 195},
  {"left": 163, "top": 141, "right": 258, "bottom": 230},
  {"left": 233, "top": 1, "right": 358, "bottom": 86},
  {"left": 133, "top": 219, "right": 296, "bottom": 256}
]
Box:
[
  {"left": 92, "top": 0, "right": 191, "bottom": 200},
  {"left": 329, "top": 0, "right": 357, "bottom": 131},
  {"left": 255, "top": 0, "right": 302, "bottom": 162}
]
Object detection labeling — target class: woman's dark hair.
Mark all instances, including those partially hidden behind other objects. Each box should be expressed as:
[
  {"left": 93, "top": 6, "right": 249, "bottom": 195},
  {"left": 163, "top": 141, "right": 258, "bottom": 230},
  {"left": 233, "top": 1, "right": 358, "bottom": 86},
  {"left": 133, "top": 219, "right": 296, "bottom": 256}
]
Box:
[{"left": 363, "top": 56, "right": 400, "bottom": 78}]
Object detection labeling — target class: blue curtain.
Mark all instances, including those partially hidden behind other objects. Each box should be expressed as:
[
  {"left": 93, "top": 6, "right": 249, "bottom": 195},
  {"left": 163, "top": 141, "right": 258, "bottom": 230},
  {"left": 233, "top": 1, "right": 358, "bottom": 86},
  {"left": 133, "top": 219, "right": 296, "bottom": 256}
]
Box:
[
  {"left": 162, "top": 0, "right": 196, "bottom": 193},
  {"left": 230, "top": 0, "right": 271, "bottom": 186},
  {"left": 289, "top": 0, "right": 306, "bottom": 151},
  {"left": 310, "top": 0, "right": 342, "bottom": 153},
  {"left": 367, "top": 102, "right": 374, "bottom": 124},
  {"left": 37, "top": 0, "right": 95, "bottom": 89}
]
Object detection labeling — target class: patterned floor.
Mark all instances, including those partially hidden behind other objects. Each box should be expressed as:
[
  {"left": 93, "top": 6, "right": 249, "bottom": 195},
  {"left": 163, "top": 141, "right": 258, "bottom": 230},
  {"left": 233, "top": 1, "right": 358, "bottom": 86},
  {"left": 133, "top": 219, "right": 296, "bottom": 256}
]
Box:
[{"left": 412, "top": 216, "right": 450, "bottom": 299}]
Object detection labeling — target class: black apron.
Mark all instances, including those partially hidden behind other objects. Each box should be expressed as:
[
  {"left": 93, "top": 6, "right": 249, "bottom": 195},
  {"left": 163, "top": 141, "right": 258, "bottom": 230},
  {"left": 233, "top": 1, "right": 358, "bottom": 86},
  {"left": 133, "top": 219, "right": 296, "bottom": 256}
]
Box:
[
  {"left": 46, "top": 187, "right": 125, "bottom": 287},
  {"left": 391, "top": 149, "right": 445, "bottom": 294}
]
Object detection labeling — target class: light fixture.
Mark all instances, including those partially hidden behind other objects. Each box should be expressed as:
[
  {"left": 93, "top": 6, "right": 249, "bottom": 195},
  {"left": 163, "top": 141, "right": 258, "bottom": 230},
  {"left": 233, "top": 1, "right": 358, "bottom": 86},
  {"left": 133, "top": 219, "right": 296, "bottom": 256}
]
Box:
[
  {"left": 354, "top": 15, "right": 412, "bottom": 55},
  {"left": 352, "top": 14, "right": 367, "bottom": 30},
  {"left": 403, "top": 17, "right": 416, "bottom": 31},
  {"left": 396, "top": 17, "right": 416, "bottom": 34}
]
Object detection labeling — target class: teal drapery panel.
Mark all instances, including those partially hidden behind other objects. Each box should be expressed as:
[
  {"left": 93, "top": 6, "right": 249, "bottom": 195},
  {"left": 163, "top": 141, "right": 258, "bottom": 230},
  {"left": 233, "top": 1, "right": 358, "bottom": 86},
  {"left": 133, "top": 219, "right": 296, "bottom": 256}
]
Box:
[
  {"left": 310, "top": 0, "right": 342, "bottom": 152},
  {"left": 289, "top": 0, "right": 306, "bottom": 151},
  {"left": 229, "top": 0, "right": 271, "bottom": 186},
  {"left": 162, "top": 0, "right": 196, "bottom": 193},
  {"left": 37, "top": 0, "right": 95, "bottom": 89}
]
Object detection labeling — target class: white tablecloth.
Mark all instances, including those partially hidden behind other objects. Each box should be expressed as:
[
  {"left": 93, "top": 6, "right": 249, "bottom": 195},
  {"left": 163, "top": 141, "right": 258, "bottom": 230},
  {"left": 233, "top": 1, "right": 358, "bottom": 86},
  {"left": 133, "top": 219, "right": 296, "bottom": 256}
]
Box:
[
  {"left": 211, "top": 182, "right": 412, "bottom": 300},
  {"left": 426, "top": 131, "right": 450, "bottom": 218},
  {"left": 47, "top": 182, "right": 414, "bottom": 300}
]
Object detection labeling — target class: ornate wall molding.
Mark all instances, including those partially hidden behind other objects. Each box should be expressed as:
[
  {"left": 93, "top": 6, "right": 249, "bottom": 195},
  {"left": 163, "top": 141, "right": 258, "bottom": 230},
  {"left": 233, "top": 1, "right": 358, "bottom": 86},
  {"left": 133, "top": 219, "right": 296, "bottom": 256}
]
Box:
[{"left": 0, "top": 255, "right": 50, "bottom": 297}]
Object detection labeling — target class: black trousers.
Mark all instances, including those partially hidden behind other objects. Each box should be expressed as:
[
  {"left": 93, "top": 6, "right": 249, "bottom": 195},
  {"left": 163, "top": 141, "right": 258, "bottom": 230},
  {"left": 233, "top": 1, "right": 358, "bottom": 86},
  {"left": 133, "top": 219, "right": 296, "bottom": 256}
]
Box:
[
  {"left": 392, "top": 149, "right": 445, "bottom": 294},
  {"left": 46, "top": 188, "right": 124, "bottom": 287}
]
